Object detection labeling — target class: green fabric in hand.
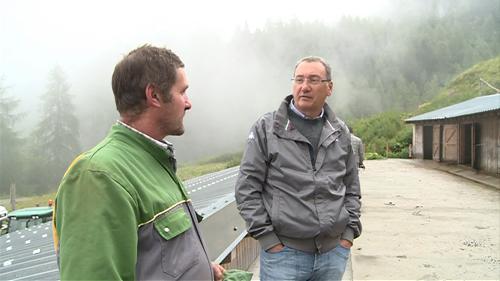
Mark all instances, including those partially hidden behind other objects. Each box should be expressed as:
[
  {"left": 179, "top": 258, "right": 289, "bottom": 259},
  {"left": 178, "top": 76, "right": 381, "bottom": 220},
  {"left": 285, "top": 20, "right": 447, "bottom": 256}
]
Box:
[{"left": 223, "top": 269, "right": 253, "bottom": 281}]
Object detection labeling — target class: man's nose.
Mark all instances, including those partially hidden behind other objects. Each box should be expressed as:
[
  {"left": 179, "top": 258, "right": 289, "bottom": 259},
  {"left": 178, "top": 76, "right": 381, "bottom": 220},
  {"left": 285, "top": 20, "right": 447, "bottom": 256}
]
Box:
[
  {"left": 184, "top": 95, "right": 192, "bottom": 110},
  {"left": 300, "top": 82, "right": 312, "bottom": 92}
]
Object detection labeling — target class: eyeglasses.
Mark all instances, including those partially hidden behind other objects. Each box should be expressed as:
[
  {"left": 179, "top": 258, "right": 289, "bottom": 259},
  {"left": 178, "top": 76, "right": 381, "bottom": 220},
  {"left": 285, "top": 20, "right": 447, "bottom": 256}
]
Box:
[{"left": 291, "top": 76, "right": 330, "bottom": 85}]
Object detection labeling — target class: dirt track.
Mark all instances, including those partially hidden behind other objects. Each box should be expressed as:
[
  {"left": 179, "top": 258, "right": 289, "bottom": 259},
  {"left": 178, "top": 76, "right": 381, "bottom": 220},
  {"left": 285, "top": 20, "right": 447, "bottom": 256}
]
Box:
[{"left": 352, "top": 159, "right": 499, "bottom": 280}]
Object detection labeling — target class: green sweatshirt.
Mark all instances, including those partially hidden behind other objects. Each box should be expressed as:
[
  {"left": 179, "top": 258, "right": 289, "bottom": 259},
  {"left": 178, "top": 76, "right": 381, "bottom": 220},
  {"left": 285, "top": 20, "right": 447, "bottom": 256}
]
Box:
[{"left": 53, "top": 124, "right": 212, "bottom": 280}]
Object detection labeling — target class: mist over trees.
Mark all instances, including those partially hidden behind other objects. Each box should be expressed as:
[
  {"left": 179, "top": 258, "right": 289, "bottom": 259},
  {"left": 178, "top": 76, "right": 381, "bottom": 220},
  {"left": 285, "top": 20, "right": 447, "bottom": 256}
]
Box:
[
  {"left": 0, "top": 67, "right": 81, "bottom": 196},
  {"left": 354, "top": 55, "right": 500, "bottom": 159},
  {"left": 237, "top": 0, "right": 499, "bottom": 117},
  {"left": 171, "top": 0, "right": 499, "bottom": 161},
  {"left": 0, "top": 80, "right": 23, "bottom": 195},
  {"left": 30, "top": 66, "right": 81, "bottom": 190},
  {"left": 0, "top": 0, "right": 498, "bottom": 196}
]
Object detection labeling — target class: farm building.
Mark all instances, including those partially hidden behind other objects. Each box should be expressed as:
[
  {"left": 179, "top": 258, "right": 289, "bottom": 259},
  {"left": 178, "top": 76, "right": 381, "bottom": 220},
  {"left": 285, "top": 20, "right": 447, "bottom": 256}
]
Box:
[{"left": 405, "top": 93, "right": 500, "bottom": 176}]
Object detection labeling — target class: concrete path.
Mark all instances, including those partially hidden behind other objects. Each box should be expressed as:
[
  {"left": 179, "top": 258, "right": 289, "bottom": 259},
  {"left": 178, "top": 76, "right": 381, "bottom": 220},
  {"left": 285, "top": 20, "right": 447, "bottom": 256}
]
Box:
[
  {"left": 247, "top": 159, "right": 499, "bottom": 280},
  {"left": 352, "top": 159, "right": 499, "bottom": 280}
]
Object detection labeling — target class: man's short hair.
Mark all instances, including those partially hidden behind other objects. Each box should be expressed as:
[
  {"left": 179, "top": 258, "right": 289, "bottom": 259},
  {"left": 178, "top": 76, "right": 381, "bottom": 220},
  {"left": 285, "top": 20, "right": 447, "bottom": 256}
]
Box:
[
  {"left": 294, "top": 56, "right": 332, "bottom": 80},
  {"left": 112, "top": 44, "right": 184, "bottom": 117}
]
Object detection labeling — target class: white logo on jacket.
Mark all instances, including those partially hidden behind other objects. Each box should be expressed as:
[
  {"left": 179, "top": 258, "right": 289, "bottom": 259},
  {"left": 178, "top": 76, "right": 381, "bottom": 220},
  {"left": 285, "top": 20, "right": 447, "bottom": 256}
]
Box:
[{"left": 248, "top": 131, "right": 255, "bottom": 140}]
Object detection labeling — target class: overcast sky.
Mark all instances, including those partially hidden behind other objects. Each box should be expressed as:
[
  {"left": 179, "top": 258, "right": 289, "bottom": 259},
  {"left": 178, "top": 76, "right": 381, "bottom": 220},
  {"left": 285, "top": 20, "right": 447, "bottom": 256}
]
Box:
[
  {"left": 1, "top": 0, "right": 392, "bottom": 150},
  {"left": 1, "top": 0, "right": 390, "bottom": 93}
]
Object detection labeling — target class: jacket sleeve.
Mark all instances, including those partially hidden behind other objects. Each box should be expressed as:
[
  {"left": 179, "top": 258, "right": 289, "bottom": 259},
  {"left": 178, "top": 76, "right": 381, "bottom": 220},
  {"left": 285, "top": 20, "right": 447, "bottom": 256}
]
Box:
[
  {"left": 55, "top": 169, "right": 138, "bottom": 280},
  {"left": 341, "top": 133, "right": 362, "bottom": 243},
  {"left": 235, "top": 119, "right": 281, "bottom": 250}
]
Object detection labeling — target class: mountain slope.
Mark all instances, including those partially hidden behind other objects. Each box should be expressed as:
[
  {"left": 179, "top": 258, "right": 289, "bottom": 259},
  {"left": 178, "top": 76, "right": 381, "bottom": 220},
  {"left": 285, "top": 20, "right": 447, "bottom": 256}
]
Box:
[
  {"left": 417, "top": 55, "right": 500, "bottom": 113},
  {"left": 354, "top": 55, "right": 500, "bottom": 158}
]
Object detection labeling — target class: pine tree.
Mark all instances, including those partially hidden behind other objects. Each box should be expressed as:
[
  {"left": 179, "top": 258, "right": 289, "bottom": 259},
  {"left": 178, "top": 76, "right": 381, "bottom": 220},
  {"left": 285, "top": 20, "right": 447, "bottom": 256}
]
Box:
[
  {"left": 32, "top": 66, "right": 81, "bottom": 191},
  {"left": 0, "top": 80, "right": 23, "bottom": 195}
]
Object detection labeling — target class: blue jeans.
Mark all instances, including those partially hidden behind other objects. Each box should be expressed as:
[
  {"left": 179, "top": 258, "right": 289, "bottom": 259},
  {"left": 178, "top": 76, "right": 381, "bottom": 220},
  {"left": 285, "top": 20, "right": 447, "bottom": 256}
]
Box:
[{"left": 260, "top": 244, "right": 350, "bottom": 281}]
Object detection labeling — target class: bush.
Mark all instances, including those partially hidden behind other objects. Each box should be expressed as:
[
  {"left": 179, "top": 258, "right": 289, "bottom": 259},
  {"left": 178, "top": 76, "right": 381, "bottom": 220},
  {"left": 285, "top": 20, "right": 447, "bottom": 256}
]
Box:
[
  {"left": 365, "top": 152, "right": 385, "bottom": 160},
  {"left": 352, "top": 111, "right": 413, "bottom": 158},
  {"left": 387, "top": 147, "right": 410, "bottom": 159}
]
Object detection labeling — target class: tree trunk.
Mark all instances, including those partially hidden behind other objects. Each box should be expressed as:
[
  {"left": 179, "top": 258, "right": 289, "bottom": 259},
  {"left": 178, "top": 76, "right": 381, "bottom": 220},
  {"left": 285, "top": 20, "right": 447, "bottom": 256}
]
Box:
[{"left": 10, "top": 183, "right": 16, "bottom": 211}]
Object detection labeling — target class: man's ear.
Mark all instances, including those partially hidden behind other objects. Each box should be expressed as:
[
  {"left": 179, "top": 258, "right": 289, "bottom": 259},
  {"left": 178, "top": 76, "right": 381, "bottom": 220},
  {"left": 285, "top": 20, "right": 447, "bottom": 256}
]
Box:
[
  {"left": 328, "top": 81, "right": 334, "bottom": 96},
  {"left": 145, "top": 84, "right": 161, "bottom": 107}
]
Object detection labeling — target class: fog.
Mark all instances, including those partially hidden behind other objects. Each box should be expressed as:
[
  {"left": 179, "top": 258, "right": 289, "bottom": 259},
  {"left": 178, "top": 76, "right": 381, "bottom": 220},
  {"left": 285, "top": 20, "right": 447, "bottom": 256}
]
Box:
[
  {"left": 1, "top": 0, "right": 497, "bottom": 163},
  {"left": 0, "top": 0, "right": 388, "bottom": 162}
]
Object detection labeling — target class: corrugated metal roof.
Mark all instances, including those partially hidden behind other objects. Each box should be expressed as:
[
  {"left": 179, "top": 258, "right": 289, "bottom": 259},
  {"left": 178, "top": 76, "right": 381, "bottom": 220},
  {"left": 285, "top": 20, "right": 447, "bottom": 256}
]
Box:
[
  {"left": 185, "top": 166, "right": 239, "bottom": 217},
  {"left": 406, "top": 93, "right": 500, "bottom": 123},
  {"left": 0, "top": 167, "right": 241, "bottom": 280}
]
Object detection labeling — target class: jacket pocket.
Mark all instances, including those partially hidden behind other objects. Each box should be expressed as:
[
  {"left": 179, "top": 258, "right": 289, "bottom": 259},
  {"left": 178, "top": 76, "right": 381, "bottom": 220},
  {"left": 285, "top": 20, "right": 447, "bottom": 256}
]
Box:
[
  {"left": 154, "top": 207, "right": 192, "bottom": 240},
  {"left": 335, "top": 206, "right": 350, "bottom": 235},
  {"left": 325, "top": 205, "right": 349, "bottom": 238},
  {"left": 154, "top": 206, "right": 200, "bottom": 279}
]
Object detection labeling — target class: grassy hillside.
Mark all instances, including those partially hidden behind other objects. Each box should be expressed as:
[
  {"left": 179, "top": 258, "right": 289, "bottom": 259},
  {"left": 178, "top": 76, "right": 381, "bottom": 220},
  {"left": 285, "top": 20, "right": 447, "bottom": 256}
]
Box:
[
  {"left": 0, "top": 192, "right": 56, "bottom": 212},
  {"left": 418, "top": 56, "right": 500, "bottom": 113},
  {"left": 354, "top": 55, "right": 500, "bottom": 159},
  {"left": 176, "top": 152, "right": 242, "bottom": 181}
]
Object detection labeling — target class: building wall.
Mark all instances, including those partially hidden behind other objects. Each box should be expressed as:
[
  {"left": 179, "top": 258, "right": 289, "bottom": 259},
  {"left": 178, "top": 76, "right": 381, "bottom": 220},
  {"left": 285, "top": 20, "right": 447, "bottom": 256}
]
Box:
[
  {"left": 221, "top": 236, "right": 260, "bottom": 271},
  {"left": 477, "top": 114, "right": 500, "bottom": 174},
  {"left": 409, "top": 111, "right": 499, "bottom": 176},
  {"left": 412, "top": 125, "right": 423, "bottom": 159}
]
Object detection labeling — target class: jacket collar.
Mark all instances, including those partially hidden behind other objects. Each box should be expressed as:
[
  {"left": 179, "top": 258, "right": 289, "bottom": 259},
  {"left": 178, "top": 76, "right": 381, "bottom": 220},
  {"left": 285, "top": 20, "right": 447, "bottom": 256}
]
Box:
[
  {"left": 273, "top": 95, "right": 343, "bottom": 138},
  {"left": 110, "top": 123, "right": 178, "bottom": 173},
  {"left": 117, "top": 120, "right": 174, "bottom": 153}
]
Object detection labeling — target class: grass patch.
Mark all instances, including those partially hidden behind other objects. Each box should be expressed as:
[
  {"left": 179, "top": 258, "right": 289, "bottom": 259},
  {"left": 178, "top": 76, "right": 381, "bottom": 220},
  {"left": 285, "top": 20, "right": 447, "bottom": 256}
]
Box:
[
  {"left": 366, "top": 152, "right": 385, "bottom": 160},
  {"left": 0, "top": 192, "right": 56, "bottom": 212},
  {"left": 177, "top": 162, "right": 233, "bottom": 181},
  {"left": 1, "top": 152, "right": 243, "bottom": 210},
  {"left": 177, "top": 151, "right": 242, "bottom": 181}
]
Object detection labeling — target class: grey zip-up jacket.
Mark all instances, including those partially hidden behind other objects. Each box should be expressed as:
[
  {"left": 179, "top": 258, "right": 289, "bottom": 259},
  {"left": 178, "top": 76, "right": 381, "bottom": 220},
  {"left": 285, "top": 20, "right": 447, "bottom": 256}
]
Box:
[
  {"left": 235, "top": 95, "right": 362, "bottom": 253},
  {"left": 351, "top": 134, "right": 365, "bottom": 167}
]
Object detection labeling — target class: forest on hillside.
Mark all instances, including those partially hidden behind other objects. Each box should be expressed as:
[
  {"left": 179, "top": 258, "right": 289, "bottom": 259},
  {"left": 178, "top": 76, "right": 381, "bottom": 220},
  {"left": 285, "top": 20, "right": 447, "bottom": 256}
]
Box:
[
  {"left": 353, "top": 55, "right": 500, "bottom": 159},
  {"left": 1, "top": 0, "right": 499, "bottom": 195},
  {"left": 224, "top": 0, "right": 498, "bottom": 115}
]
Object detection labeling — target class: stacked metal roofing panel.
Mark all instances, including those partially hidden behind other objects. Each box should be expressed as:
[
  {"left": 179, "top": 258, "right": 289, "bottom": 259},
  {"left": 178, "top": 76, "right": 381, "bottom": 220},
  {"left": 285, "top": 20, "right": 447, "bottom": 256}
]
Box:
[{"left": 0, "top": 166, "right": 241, "bottom": 280}]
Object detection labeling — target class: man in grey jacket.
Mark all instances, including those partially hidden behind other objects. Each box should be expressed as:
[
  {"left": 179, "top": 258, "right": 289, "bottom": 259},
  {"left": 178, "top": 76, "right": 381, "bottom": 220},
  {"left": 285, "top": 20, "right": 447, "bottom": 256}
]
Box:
[
  {"left": 235, "top": 56, "right": 361, "bottom": 281},
  {"left": 348, "top": 126, "right": 365, "bottom": 169}
]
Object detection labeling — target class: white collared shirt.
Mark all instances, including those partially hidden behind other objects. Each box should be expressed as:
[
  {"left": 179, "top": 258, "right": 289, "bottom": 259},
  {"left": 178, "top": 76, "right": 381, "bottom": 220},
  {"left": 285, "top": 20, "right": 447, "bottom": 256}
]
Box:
[
  {"left": 290, "top": 100, "right": 324, "bottom": 120},
  {"left": 117, "top": 120, "right": 174, "bottom": 153}
]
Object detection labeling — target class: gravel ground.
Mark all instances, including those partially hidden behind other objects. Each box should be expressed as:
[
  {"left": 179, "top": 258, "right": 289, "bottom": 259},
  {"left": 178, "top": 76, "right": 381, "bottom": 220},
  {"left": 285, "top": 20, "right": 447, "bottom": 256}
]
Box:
[{"left": 352, "top": 159, "right": 499, "bottom": 280}]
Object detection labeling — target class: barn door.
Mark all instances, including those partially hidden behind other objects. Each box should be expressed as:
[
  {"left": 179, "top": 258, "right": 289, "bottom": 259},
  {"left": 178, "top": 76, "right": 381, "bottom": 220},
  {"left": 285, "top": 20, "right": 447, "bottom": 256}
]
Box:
[
  {"left": 423, "top": 126, "right": 433, "bottom": 160},
  {"left": 473, "top": 123, "right": 481, "bottom": 170},
  {"left": 443, "top": 125, "right": 458, "bottom": 161}
]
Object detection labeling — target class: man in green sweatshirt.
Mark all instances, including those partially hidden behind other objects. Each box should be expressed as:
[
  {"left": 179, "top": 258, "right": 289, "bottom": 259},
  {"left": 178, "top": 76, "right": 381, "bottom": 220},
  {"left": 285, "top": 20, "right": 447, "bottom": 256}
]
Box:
[{"left": 53, "top": 45, "right": 224, "bottom": 280}]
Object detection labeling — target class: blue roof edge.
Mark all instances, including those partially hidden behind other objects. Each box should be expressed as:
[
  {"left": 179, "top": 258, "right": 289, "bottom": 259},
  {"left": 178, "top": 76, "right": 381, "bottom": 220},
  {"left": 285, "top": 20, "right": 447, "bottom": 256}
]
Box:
[{"left": 405, "top": 93, "right": 500, "bottom": 123}]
